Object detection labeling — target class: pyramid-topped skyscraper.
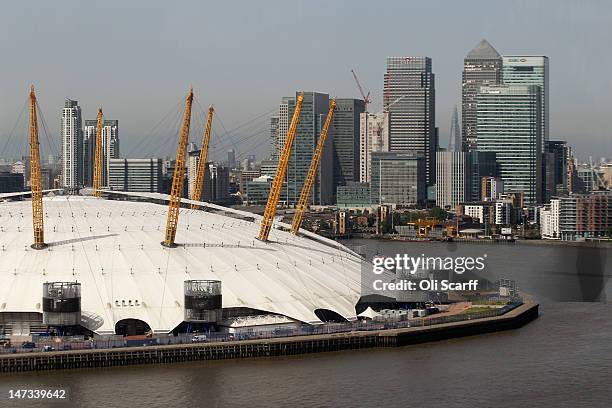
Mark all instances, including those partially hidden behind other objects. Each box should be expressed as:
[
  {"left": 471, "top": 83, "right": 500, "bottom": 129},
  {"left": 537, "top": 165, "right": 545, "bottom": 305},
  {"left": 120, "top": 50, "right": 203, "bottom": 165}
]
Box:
[{"left": 462, "top": 39, "right": 502, "bottom": 152}]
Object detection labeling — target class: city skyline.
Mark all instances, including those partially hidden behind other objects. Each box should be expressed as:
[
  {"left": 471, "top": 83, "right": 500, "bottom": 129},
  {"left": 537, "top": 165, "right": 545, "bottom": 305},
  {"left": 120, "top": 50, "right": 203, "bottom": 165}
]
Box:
[{"left": 0, "top": 1, "right": 610, "bottom": 162}]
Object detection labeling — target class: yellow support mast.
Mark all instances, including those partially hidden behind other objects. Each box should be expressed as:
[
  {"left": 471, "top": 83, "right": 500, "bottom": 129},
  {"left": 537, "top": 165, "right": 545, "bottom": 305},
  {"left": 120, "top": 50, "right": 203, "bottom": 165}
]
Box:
[
  {"left": 258, "top": 92, "right": 304, "bottom": 242},
  {"left": 162, "top": 88, "right": 194, "bottom": 247},
  {"left": 92, "top": 108, "right": 104, "bottom": 198},
  {"left": 29, "top": 86, "right": 46, "bottom": 249},
  {"left": 291, "top": 99, "right": 336, "bottom": 235},
  {"left": 190, "top": 106, "right": 214, "bottom": 209}
]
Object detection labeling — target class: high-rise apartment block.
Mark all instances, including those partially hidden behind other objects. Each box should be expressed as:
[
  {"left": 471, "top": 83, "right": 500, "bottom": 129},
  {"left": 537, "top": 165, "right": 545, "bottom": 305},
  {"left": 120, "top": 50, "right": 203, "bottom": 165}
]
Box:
[
  {"left": 359, "top": 112, "right": 389, "bottom": 183},
  {"left": 61, "top": 99, "right": 83, "bottom": 190}
]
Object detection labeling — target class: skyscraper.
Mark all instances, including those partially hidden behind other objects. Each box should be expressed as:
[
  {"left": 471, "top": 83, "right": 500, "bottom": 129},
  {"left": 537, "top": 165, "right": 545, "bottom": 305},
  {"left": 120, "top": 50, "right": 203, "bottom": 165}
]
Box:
[
  {"left": 61, "top": 99, "right": 83, "bottom": 190},
  {"left": 502, "top": 56, "right": 549, "bottom": 147},
  {"left": 332, "top": 98, "right": 365, "bottom": 193},
  {"left": 285, "top": 91, "right": 334, "bottom": 205},
  {"left": 476, "top": 84, "right": 542, "bottom": 204},
  {"left": 359, "top": 112, "right": 389, "bottom": 183},
  {"left": 448, "top": 105, "right": 461, "bottom": 152},
  {"left": 383, "top": 56, "right": 436, "bottom": 185},
  {"left": 462, "top": 40, "right": 502, "bottom": 152}
]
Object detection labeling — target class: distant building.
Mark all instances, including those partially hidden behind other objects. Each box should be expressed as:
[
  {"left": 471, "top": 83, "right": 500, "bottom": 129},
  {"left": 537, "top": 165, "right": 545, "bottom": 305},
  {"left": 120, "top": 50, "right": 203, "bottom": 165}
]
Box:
[
  {"left": 336, "top": 181, "right": 372, "bottom": 209},
  {"left": 239, "top": 170, "right": 260, "bottom": 194},
  {"left": 476, "top": 84, "right": 542, "bottom": 204},
  {"left": 540, "top": 198, "right": 560, "bottom": 239},
  {"left": 11, "top": 161, "right": 26, "bottom": 186},
  {"left": 286, "top": 92, "right": 334, "bottom": 205},
  {"left": 436, "top": 151, "right": 469, "bottom": 209},
  {"left": 332, "top": 98, "right": 365, "bottom": 193},
  {"left": 187, "top": 150, "right": 230, "bottom": 204},
  {"left": 274, "top": 97, "right": 293, "bottom": 159},
  {"left": 82, "top": 119, "right": 119, "bottom": 187},
  {"left": 502, "top": 56, "right": 549, "bottom": 147},
  {"left": 204, "top": 164, "right": 230, "bottom": 204},
  {"left": 462, "top": 39, "right": 502, "bottom": 152},
  {"left": 482, "top": 176, "right": 504, "bottom": 201},
  {"left": 464, "top": 203, "right": 491, "bottom": 224},
  {"left": 371, "top": 151, "right": 426, "bottom": 207},
  {"left": 259, "top": 159, "right": 278, "bottom": 178},
  {"left": 108, "top": 158, "right": 162, "bottom": 193},
  {"left": 359, "top": 112, "right": 389, "bottom": 183},
  {"left": 0, "top": 172, "right": 24, "bottom": 193},
  {"left": 469, "top": 151, "right": 498, "bottom": 201},
  {"left": 448, "top": 105, "right": 461, "bottom": 152},
  {"left": 384, "top": 56, "right": 436, "bottom": 185},
  {"left": 556, "top": 192, "right": 611, "bottom": 241},
  {"left": 245, "top": 175, "right": 273, "bottom": 205},
  {"left": 545, "top": 140, "right": 568, "bottom": 197},
  {"left": 227, "top": 149, "right": 237, "bottom": 169},
  {"left": 61, "top": 99, "right": 83, "bottom": 190}
]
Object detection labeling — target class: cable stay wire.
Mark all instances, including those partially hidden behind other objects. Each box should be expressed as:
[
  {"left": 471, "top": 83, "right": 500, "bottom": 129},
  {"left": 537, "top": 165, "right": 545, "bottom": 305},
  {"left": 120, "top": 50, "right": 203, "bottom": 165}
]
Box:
[{"left": 0, "top": 97, "right": 28, "bottom": 160}]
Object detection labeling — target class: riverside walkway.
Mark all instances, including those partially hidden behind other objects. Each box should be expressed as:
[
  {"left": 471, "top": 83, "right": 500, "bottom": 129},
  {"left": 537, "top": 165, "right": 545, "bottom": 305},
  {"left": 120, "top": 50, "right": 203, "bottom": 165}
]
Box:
[{"left": 0, "top": 301, "right": 538, "bottom": 373}]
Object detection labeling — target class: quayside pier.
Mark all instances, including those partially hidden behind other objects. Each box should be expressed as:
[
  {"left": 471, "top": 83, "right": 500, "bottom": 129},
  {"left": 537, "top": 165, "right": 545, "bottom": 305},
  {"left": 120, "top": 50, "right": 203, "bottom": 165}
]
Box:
[{"left": 0, "top": 302, "right": 538, "bottom": 373}]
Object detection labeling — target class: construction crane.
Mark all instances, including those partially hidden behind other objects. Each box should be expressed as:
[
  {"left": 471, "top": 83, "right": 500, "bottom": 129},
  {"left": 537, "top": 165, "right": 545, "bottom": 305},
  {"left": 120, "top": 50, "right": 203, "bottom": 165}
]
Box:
[
  {"left": 291, "top": 99, "right": 337, "bottom": 235},
  {"left": 28, "top": 86, "right": 46, "bottom": 249},
  {"left": 258, "top": 92, "right": 304, "bottom": 242},
  {"left": 162, "top": 88, "right": 194, "bottom": 247},
  {"left": 190, "top": 106, "right": 214, "bottom": 209},
  {"left": 351, "top": 69, "right": 371, "bottom": 112},
  {"left": 92, "top": 108, "right": 104, "bottom": 198}
]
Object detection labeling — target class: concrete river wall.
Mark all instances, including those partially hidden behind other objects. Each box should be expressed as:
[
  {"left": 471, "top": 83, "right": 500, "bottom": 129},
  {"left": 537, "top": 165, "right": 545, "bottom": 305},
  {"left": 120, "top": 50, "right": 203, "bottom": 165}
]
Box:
[{"left": 0, "top": 302, "right": 538, "bottom": 373}]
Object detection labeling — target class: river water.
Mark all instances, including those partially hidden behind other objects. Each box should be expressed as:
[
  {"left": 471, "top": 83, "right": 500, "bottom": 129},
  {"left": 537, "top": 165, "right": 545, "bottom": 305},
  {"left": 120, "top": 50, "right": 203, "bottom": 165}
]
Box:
[{"left": 2, "top": 241, "right": 612, "bottom": 408}]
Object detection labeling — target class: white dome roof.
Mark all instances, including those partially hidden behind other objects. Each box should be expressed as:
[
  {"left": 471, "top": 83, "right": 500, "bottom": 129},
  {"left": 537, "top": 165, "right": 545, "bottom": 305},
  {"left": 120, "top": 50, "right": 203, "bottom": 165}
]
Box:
[{"left": 0, "top": 195, "right": 362, "bottom": 334}]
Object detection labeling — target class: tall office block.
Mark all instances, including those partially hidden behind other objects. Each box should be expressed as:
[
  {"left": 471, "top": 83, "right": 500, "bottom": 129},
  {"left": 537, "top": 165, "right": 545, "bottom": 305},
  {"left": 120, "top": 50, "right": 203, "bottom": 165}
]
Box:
[
  {"left": 371, "top": 151, "right": 426, "bottom": 207},
  {"left": 462, "top": 40, "right": 502, "bottom": 152},
  {"left": 436, "top": 151, "right": 469, "bottom": 209},
  {"left": 502, "top": 56, "right": 549, "bottom": 146},
  {"left": 61, "top": 99, "right": 83, "bottom": 190},
  {"left": 383, "top": 56, "right": 436, "bottom": 185},
  {"left": 359, "top": 112, "right": 389, "bottom": 183},
  {"left": 476, "top": 85, "right": 542, "bottom": 204},
  {"left": 332, "top": 98, "right": 365, "bottom": 192},
  {"left": 286, "top": 92, "right": 334, "bottom": 205},
  {"left": 109, "top": 158, "right": 162, "bottom": 193}
]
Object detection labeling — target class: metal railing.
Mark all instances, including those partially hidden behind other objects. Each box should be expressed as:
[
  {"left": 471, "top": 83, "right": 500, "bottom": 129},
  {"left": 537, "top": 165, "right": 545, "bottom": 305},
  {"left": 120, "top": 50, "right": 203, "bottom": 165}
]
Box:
[{"left": 0, "top": 302, "right": 523, "bottom": 355}]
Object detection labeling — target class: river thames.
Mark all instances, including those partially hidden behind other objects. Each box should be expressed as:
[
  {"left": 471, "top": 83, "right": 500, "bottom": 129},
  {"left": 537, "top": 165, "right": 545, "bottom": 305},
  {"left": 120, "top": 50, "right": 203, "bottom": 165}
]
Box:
[{"left": 3, "top": 241, "right": 611, "bottom": 408}]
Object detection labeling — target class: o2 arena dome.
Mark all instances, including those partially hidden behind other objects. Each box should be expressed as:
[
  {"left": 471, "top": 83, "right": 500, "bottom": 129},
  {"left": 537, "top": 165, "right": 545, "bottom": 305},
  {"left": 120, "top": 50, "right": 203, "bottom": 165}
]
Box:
[{"left": 0, "top": 193, "right": 362, "bottom": 336}]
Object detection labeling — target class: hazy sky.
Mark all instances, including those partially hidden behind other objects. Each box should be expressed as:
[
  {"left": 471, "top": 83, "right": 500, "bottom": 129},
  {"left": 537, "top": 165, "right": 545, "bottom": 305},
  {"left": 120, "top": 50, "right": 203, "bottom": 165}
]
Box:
[{"left": 1, "top": 0, "right": 610, "bottom": 162}]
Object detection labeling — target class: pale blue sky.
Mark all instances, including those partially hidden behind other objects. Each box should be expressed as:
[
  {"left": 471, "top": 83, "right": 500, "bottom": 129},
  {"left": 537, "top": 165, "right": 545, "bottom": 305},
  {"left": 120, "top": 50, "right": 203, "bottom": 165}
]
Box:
[{"left": 0, "top": 0, "right": 610, "bottom": 161}]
